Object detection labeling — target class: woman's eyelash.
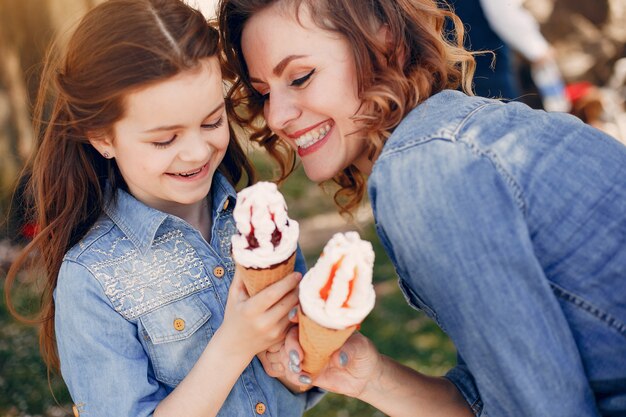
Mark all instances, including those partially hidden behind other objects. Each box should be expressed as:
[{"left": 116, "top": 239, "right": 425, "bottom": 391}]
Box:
[
  {"left": 291, "top": 69, "right": 315, "bottom": 87},
  {"left": 153, "top": 136, "right": 176, "bottom": 148}
]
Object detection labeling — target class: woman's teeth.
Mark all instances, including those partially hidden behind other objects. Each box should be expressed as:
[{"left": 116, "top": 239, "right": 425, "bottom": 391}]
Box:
[{"left": 295, "top": 123, "right": 331, "bottom": 149}]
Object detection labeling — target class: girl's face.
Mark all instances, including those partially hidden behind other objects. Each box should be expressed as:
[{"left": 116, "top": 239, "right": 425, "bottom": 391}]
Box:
[
  {"left": 93, "top": 57, "right": 229, "bottom": 214},
  {"left": 241, "top": 3, "right": 372, "bottom": 182}
]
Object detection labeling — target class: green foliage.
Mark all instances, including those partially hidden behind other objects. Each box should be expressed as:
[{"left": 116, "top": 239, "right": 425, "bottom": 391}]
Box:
[{"left": 0, "top": 279, "right": 72, "bottom": 416}]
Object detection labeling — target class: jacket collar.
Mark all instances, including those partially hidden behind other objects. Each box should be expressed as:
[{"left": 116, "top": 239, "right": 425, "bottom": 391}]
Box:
[{"left": 103, "top": 172, "right": 237, "bottom": 254}]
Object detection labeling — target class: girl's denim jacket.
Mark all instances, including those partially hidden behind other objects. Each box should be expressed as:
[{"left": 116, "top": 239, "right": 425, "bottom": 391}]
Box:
[
  {"left": 54, "top": 173, "right": 319, "bottom": 417},
  {"left": 369, "top": 90, "right": 626, "bottom": 416}
]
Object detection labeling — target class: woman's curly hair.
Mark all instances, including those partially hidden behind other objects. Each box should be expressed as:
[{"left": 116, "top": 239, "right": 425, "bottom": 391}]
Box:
[{"left": 219, "top": 0, "right": 475, "bottom": 214}]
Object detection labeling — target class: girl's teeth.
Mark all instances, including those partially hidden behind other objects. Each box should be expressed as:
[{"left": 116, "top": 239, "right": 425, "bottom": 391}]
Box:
[{"left": 295, "top": 124, "right": 331, "bottom": 148}]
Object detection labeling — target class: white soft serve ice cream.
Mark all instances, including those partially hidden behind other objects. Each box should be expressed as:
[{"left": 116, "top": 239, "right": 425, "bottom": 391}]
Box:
[
  {"left": 299, "top": 232, "right": 376, "bottom": 330},
  {"left": 231, "top": 182, "right": 299, "bottom": 268}
]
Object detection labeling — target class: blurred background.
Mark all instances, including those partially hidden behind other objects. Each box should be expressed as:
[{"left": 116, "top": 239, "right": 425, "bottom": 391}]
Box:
[{"left": 0, "top": 0, "right": 625, "bottom": 416}]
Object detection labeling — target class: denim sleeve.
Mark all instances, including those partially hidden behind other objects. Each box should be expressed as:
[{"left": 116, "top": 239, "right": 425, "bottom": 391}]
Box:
[
  {"left": 55, "top": 260, "right": 166, "bottom": 417},
  {"left": 370, "top": 140, "right": 599, "bottom": 416},
  {"left": 304, "top": 387, "right": 326, "bottom": 410},
  {"left": 295, "top": 244, "right": 307, "bottom": 275}
]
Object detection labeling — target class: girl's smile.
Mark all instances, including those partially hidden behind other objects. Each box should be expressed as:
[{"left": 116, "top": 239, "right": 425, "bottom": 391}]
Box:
[{"left": 166, "top": 162, "right": 210, "bottom": 181}]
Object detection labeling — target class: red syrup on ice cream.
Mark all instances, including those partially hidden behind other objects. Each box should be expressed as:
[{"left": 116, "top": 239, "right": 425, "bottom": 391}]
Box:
[{"left": 244, "top": 207, "right": 285, "bottom": 249}]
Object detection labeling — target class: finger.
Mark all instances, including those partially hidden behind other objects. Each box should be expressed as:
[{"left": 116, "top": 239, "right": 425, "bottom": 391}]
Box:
[
  {"left": 267, "top": 342, "right": 283, "bottom": 354},
  {"left": 288, "top": 305, "right": 299, "bottom": 323},
  {"left": 228, "top": 268, "right": 249, "bottom": 302},
  {"left": 271, "top": 362, "right": 285, "bottom": 374},
  {"left": 266, "top": 349, "right": 282, "bottom": 364},
  {"left": 253, "top": 271, "right": 301, "bottom": 310},
  {"left": 284, "top": 325, "right": 304, "bottom": 374},
  {"left": 265, "top": 291, "right": 300, "bottom": 324}
]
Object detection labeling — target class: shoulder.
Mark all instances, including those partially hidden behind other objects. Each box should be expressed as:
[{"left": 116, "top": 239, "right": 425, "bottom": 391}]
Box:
[
  {"left": 379, "top": 90, "right": 498, "bottom": 156},
  {"left": 64, "top": 215, "right": 121, "bottom": 262}
]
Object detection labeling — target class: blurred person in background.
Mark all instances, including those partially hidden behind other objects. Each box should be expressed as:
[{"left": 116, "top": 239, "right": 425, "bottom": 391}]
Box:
[{"left": 451, "top": 0, "right": 571, "bottom": 112}]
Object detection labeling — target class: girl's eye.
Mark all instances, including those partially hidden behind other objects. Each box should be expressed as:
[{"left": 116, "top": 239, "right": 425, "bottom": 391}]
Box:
[
  {"left": 201, "top": 116, "right": 224, "bottom": 130},
  {"left": 291, "top": 69, "right": 315, "bottom": 87},
  {"left": 152, "top": 135, "right": 176, "bottom": 148}
]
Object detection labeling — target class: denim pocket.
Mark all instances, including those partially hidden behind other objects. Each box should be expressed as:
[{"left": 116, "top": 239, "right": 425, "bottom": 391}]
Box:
[
  {"left": 140, "top": 293, "right": 213, "bottom": 386},
  {"left": 397, "top": 278, "right": 442, "bottom": 329}
]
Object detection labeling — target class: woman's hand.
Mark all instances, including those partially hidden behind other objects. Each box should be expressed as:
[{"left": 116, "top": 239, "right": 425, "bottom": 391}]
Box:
[
  {"left": 218, "top": 269, "right": 301, "bottom": 361},
  {"left": 259, "top": 306, "right": 383, "bottom": 398}
]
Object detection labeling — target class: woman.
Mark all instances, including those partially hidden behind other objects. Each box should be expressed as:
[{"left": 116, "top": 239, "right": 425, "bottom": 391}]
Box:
[{"left": 218, "top": 0, "right": 626, "bottom": 416}]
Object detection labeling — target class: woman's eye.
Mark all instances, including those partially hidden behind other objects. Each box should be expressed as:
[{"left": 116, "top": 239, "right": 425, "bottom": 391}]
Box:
[
  {"left": 291, "top": 69, "right": 315, "bottom": 87},
  {"left": 152, "top": 135, "right": 176, "bottom": 148},
  {"left": 201, "top": 117, "right": 224, "bottom": 129}
]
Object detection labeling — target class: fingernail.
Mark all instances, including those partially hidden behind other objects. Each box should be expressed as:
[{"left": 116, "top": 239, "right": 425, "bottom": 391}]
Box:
[
  {"left": 288, "top": 361, "right": 301, "bottom": 373},
  {"left": 288, "top": 307, "right": 297, "bottom": 320},
  {"left": 289, "top": 350, "right": 300, "bottom": 365},
  {"left": 339, "top": 351, "right": 348, "bottom": 367},
  {"left": 299, "top": 375, "right": 312, "bottom": 385}
]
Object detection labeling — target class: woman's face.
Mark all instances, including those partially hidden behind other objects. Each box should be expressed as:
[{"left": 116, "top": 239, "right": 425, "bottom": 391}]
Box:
[{"left": 241, "top": 3, "right": 372, "bottom": 182}]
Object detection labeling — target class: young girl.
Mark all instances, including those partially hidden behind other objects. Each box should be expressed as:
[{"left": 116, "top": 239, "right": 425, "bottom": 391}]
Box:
[
  {"left": 218, "top": 0, "right": 626, "bottom": 416},
  {"left": 4, "top": 1, "right": 320, "bottom": 416}
]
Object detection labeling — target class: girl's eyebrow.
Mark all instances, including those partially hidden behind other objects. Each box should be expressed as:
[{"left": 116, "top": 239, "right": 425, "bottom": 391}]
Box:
[
  {"left": 142, "top": 102, "right": 225, "bottom": 132},
  {"left": 249, "top": 55, "right": 309, "bottom": 83}
]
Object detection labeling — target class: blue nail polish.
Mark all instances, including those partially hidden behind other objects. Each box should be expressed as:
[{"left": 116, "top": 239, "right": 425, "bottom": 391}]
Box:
[
  {"left": 289, "top": 361, "right": 301, "bottom": 373},
  {"left": 299, "top": 375, "right": 312, "bottom": 385},
  {"left": 339, "top": 351, "right": 348, "bottom": 367},
  {"left": 289, "top": 350, "right": 300, "bottom": 365},
  {"left": 288, "top": 307, "right": 297, "bottom": 320}
]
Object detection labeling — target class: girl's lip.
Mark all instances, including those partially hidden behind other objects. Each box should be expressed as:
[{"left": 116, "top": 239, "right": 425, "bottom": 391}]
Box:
[
  {"left": 287, "top": 119, "right": 332, "bottom": 139},
  {"left": 166, "top": 162, "right": 209, "bottom": 180},
  {"left": 297, "top": 124, "right": 333, "bottom": 157}
]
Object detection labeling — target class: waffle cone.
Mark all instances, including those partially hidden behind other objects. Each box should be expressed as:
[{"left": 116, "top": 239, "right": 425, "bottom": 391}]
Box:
[
  {"left": 237, "top": 252, "right": 296, "bottom": 296},
  {"left": 297, "top": 308, "right": 357, "bottom": 377}
]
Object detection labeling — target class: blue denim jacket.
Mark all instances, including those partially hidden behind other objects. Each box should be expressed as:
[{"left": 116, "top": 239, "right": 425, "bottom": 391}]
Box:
[
  {"left": 54, "top": 173, "right": 317, "bottom": 417},
  {"left": 369, "top": 90, "right": 626, "bottom": 416}
]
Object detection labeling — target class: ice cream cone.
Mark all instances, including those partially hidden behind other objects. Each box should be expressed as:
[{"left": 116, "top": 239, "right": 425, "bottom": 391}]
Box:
[
  {"left": 237, "top": 251, "right": 296, "bottom": 296},
  {"left": 297, "top": 308, "right": 357, "bottom": 376}
]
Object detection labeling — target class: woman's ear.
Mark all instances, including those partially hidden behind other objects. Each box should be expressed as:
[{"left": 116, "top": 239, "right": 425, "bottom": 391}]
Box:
[{"left": 87, "top": 131, "right": 115, "bottom": 159}]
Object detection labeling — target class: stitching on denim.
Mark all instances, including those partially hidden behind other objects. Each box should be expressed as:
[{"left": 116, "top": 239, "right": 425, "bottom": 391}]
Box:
[
  {"left": 470, "top": 397, "right": 483, "bottom": 415},
  {"left": 375, "top": 102, "right": 527, "bottom": 215},
  {"left": 550, "top": 283, "right": 626, "bottom": 336},
  {"left": 88, "top": 229, "right": 213, "bottom": 320},
  {"left": 460, "top": 140, "right": 527, "bottom": 215}
]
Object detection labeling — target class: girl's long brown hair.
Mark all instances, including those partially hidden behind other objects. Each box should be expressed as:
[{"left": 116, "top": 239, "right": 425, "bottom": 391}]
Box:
[
  {"left": 219, "top": 0, "right": 475, "bottom": 213},
  {"left": 5, "top": 0, "right": 254, "bottom": 372}
]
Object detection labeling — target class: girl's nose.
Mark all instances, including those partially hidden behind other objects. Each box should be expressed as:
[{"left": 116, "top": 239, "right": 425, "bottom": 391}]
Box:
[{"left": 178, "top": 130, "right": 211, "bottom": 162}]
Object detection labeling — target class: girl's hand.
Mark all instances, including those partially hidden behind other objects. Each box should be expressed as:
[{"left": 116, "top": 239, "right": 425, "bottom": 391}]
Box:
[{"left": 219, "top": 269, "right": 301, "bottom": 360}]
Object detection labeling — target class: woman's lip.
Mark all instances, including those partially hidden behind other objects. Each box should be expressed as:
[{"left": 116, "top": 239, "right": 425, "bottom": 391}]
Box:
[
  {"left": 297, "top": 124, "right": 333, "bottom": 157},
  {"left": 287, "top": 119, "right": 332, "bottom": 139}
]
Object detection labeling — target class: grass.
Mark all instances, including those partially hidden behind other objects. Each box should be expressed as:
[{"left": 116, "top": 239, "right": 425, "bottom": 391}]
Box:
[{"left": 0, "top": 153, "right": 456, "bottom": 417}]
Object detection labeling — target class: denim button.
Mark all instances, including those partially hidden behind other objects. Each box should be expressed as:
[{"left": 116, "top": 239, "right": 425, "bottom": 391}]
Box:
[
  {"left": 173, "top": 318, "right": 185, "bottom": 331},
  {"left": 213, "top": 266, "right": 225, "bottom": 278},
  {"left": 222, "top": 199, "right": 230, "bottom": 210},
  {"left": 255, "top": 402, "right": 266, "bottom": 415}
]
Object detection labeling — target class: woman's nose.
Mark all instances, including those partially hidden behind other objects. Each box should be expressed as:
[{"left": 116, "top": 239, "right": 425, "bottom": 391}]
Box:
[{"left": 265, "top": 90, "right": 301, "bottom": 131}]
